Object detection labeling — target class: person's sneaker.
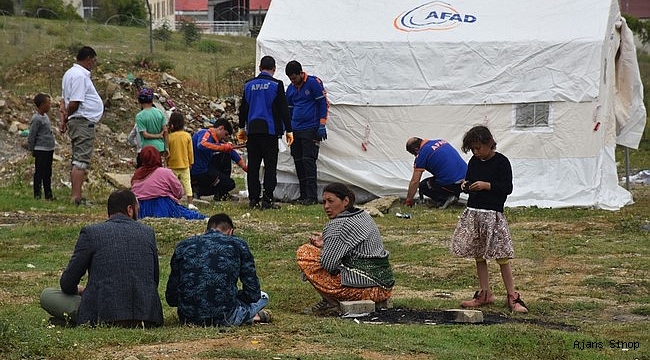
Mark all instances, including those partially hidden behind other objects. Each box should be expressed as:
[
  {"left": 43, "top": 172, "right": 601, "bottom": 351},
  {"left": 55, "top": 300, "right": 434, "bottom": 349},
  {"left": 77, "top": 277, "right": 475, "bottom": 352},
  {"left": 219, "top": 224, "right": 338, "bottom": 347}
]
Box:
[
  {"left": 187, "top": 203, "right": 199, "bottom": 210},
  {"left": 296, "top": 198, "right": 319, "bottom": 206},
  {"left": 255, "top": 309, "right": 272, "bottom": 323},
  {"left": 303, "top": 299, "right": 338, "bottom": 316},
  {"left": 72, "top": 197, "right": 92, "bottom": 207},
  {"left": 215, "top": 193, "right": 238, "bottom": 202},
  {"left": 506, "top": 292, "right": 529, "bottom": 313},
  {"left": 249, "top": 200, "right": 260, "bottom": 209},
  {"left": 461, "top": 290, "right": 494, "bottom": 308},
  {"left": 48, "top": 316, "right": 75, "bottom": 327},
  {"left": 439, "top": 195, "right": 458, "bottom": 209},
  {"left": 260, "top": 200, "right": 280, "bottom": 210}
]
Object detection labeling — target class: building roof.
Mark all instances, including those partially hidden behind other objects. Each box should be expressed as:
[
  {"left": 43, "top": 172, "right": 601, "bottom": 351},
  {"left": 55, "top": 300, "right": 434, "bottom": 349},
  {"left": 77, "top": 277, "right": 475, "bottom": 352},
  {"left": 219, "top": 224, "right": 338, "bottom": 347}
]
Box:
[
  {"left": 250, "top": 0, "right": 271, "bottom": 11},
  {"left": 176, "top": 0, "right": 208, "bottom": 12},
  {"left": 620, "top": 0, "right": 650, "bottom": 19}
]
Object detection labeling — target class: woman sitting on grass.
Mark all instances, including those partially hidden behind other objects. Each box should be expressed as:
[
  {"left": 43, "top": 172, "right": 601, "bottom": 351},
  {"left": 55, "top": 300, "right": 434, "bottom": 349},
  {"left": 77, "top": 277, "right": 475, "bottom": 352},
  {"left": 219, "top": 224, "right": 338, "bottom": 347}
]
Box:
[
  {"left": 131, "top": 145, "right": 205, "bottom": 220},
  {"left": 296, "top": 182, "right": 394, "bottom": 316}
]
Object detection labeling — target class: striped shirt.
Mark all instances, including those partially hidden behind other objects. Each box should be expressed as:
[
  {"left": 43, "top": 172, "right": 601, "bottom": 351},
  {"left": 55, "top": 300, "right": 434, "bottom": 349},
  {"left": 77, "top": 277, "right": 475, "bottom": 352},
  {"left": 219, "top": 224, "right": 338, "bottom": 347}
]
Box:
[{"left": 321, "top": 208, "right": 391, "bottom": 288}]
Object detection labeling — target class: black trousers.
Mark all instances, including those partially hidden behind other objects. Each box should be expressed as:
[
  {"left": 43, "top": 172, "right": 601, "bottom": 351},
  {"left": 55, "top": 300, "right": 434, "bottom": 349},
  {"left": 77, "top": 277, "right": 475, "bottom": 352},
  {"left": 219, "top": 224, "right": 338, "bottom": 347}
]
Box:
[
  {"left": 418, "top": 176, "right": 461, "bottom": 203},
  {"left": 191, "top": 152, "right": 235, "bottom": 199},
  {"left": 33, "top": 150, "right": 54, "bottom": 199},
  {"left": 290, "top": 128, "right": 320, "bottom": 201},
  {"left": 246, "top": 134, "right": 279, "bottom": 202}
]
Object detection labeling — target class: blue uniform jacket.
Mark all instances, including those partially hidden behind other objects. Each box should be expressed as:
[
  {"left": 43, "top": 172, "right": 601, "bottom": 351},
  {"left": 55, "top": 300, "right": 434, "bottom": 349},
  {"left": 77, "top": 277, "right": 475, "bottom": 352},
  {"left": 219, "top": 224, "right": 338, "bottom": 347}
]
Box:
[{"left": 238, "top": 71, "right": 292, "bottom": 136}]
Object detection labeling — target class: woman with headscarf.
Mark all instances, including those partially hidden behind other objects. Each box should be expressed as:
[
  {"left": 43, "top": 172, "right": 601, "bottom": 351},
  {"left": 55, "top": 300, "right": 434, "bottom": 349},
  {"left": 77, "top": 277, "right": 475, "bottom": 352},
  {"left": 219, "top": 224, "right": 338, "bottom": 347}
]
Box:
[
  {"left": 131, "top": 145, "right": 205, "bottom": 220},
  {"left": 296, "top": 182, "right": 394, "bottom": 316}
]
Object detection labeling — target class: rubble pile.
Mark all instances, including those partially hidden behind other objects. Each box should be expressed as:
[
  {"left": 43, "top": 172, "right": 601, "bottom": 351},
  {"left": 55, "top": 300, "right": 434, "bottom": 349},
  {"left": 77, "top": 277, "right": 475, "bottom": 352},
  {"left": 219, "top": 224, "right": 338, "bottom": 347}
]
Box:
[{"left": 0, "top": 49, "right": 248, "bottom": 193}]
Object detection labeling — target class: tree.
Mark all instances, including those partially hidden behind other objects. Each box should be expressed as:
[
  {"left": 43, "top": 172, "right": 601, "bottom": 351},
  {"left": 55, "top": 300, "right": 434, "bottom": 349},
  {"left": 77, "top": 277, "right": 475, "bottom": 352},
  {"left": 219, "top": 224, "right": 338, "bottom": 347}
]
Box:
[
  {"left": 178, "top": 20, "right": 201, "bottom": 46},
  {"left": 22, "top": 0, "right": 80, "bottom": 20},
  {"left": 623, "top": 14, "right": 650, "bottom": 46},
  {"left": 94, "top": 0, "right": 147, "bottom": 26},
  {"left": 0, "top": 0, "right": 14, "bottom": 15}
]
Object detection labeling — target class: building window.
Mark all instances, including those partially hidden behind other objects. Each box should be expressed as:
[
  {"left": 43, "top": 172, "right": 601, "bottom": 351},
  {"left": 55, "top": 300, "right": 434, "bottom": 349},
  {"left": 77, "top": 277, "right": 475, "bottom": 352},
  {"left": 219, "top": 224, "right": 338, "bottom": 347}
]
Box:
[{"left": 83, "top": 0, "right": 99, "bottom": 18}]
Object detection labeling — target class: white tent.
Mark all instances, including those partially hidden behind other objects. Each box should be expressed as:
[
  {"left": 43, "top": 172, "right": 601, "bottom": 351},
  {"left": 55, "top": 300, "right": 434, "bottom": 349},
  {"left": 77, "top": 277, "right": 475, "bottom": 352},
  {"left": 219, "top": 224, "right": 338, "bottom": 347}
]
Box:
[{"left": 256, "top": 0, "right": 646, "bottom": 209}]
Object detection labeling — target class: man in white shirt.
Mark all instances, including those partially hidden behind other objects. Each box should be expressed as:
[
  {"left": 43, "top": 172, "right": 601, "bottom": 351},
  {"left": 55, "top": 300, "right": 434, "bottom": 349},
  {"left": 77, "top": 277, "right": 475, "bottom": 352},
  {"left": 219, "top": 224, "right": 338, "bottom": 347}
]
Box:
[{"left": 59, "top": 46, "right": 104, "bottom": 206}]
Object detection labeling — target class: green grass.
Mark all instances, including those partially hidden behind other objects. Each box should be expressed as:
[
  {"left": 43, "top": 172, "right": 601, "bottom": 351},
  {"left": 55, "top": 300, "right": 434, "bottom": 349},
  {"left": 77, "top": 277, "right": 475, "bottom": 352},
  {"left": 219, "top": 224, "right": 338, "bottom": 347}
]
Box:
[
  {"left": 0, "top": 17, "right": 256, "bottom": 98},
  {"left": 1, "top": 182, "right": 650, "bottom": 359}
]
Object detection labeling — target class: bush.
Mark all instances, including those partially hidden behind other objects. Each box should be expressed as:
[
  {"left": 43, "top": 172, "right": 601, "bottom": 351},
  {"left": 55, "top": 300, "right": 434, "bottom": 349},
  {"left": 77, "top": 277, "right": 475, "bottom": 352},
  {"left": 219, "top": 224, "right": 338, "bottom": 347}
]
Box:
[
  {"left": 94, "top": 0, "right": 147, "bottom": 27},
  {"left": 157, "top": 59, "right": 175, "bottom": 72},
  {"left": 624, "top": 14, "right": 650, "bottom": 46},
  {"left": 0, "top": 0, "right": 14, "bottom": 15},
  {"left": 22, "top": 0, "right": 80, "bottom": 20},
  {"left": 132, "top": 54, "right": 174, "bottom": 72},
  {"left": 134, "top": 54, "right": 155, "bottom": 69},
  {"left": 196, "top": 39, "right": 222, "bottom": 53},
  {"left": 178, "top": 20, "right": 201, "bottom": 46},
  {"left": 153, "top": 22, "right": 173, "bottom": 41}
]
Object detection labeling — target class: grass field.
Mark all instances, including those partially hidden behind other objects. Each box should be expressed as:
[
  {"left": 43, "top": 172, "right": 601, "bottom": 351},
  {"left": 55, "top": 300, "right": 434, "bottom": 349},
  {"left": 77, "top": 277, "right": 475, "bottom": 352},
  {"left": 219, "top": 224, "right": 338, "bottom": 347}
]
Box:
[
  {"left": 0, "top": 182, "right": 649, "bottom": 359},
  {"left": 1, "top": 16, "right": 649, "bottom": 360},
  {"left": 0, "top": 16, "right": 257, "bottom": 98}
]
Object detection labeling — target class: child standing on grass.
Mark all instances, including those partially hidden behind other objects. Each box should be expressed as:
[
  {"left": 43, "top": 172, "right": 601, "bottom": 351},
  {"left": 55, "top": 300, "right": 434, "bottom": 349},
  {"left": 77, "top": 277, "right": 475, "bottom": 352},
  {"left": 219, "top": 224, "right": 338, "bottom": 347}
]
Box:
[
  {"left": 167, "top": 111, "right": 198, "bottom": 210},
  {"left": 28, "top": 93, "right": 56, "bottom": 200},
  {"left": 451, "top": 125, "right": 528, "bottom": 313}
]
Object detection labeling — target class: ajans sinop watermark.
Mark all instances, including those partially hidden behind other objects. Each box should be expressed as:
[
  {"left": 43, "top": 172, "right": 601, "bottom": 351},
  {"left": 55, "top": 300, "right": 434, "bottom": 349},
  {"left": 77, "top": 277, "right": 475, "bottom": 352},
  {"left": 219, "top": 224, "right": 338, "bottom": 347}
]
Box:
[{"left": 573, "top": 339, "right": 640, "bottom": 351}]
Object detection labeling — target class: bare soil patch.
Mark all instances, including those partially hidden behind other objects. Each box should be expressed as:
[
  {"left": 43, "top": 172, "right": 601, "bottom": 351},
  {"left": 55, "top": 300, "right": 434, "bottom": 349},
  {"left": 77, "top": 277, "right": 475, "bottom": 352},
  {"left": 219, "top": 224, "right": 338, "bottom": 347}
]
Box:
[{"left": 352, "top": 308, "right": 579, "bottom": 332}]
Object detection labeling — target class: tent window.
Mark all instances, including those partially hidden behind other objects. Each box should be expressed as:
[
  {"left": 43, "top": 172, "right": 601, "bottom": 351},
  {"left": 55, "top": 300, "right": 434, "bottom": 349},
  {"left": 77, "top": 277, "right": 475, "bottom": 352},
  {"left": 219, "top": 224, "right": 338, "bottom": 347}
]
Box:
[{"left": 514, "top": 102, "right": 550, "bottom": 128}]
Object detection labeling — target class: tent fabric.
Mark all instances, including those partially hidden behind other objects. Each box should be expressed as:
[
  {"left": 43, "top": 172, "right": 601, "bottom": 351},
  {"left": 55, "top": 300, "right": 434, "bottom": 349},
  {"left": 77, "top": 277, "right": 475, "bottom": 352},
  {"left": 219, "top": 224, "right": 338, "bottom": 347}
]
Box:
[
  {"left": 614, "top": 17, "right": 647, "bottom": 149},
  {"left": 256, "top": 0, "right": 647, "bottom": 210}
]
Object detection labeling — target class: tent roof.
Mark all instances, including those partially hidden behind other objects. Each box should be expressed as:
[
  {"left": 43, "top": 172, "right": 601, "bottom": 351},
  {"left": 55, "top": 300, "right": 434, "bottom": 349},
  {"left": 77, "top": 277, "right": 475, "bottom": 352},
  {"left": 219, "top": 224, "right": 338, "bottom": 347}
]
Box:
[{"left": 258, "top": 0, "right": 619, "bottom": 106}]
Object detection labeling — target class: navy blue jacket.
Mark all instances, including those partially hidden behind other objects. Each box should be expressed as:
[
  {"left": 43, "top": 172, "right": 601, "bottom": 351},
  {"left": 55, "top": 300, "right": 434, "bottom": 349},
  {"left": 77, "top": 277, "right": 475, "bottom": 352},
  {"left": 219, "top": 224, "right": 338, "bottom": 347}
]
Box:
[{"left": 238, "top": 71, "right": 292, "bottom": 136}]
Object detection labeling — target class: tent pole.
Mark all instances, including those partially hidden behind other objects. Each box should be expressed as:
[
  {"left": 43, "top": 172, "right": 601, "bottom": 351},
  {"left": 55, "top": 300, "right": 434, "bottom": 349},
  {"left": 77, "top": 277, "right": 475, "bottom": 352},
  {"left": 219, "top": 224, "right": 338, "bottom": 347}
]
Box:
[{"left": 624, "top": 146, "right": 630, "bottom": 190}]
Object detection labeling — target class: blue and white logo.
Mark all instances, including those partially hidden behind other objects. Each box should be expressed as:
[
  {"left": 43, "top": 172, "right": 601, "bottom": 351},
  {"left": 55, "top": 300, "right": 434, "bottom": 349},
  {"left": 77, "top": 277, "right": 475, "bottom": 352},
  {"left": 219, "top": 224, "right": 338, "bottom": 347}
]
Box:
[{"left": 394, "top": 1, "right": 477, "bottom": 32}]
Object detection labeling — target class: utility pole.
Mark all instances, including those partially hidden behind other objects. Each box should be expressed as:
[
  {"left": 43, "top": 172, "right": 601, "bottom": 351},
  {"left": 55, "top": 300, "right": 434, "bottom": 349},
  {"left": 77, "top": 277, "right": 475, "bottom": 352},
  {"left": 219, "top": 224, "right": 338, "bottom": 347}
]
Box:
[{"left": 145, "top": 0, "right": 153, "bottom": 55}]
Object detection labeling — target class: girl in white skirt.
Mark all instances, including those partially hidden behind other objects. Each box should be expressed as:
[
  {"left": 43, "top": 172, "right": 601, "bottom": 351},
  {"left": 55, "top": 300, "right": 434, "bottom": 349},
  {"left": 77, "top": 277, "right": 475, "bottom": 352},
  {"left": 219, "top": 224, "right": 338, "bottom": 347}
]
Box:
[{"left": 451, "top": 125, "right": 528, "bottom": 313}]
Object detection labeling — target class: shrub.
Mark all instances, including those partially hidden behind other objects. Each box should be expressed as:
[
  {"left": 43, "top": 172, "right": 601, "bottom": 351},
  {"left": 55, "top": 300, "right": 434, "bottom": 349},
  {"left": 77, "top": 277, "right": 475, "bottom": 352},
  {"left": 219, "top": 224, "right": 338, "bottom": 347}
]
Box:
[
  {"left": 178, "top": 20, "right": 201, "bottom": 46},
  {"left": 196, "top": 39, "right": 221, "bottom": 53},
  {"left": 22, "top": 0, "right": 80, "bottom": 20},
  {"left": 134, "top": 54, "right": 155, "bottom": 69},
  {"left": 94, "top": 0, "right": 147, "bottom": 27},
  {"left": 157, "top": 59, "right": 175, "bottom": 72},
  {"left": 0, "top": 0, "right": 14, "bottom": 15},
  {"left": 154, "top": 22, "right": 173, "bottom": 41}
]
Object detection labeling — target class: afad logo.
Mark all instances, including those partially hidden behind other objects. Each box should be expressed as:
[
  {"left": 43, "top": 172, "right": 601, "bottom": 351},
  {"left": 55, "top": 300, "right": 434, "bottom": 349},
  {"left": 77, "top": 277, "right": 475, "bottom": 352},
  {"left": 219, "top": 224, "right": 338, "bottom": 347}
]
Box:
[{"left": 394, "top": 1, "right": 477, "bottom": 32}]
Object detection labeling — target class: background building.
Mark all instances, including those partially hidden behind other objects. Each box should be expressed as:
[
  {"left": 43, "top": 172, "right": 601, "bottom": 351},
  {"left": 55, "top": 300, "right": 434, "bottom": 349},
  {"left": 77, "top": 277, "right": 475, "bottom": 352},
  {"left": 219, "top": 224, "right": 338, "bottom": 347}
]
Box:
[
  {"left": 175, "top": 0, "right": 208, "bottom": 22},
  {"left": 620, "top": 0, "right": 650, "bottom": 19},
  {"left": 63, "top": 0, "right": 174, "bottom": 28}
]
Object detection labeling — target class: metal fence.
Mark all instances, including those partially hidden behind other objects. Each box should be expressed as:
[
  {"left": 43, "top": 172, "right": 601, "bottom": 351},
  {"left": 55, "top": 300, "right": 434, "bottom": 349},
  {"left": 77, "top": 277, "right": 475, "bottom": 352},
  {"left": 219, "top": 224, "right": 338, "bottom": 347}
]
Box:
[{"left": 176, "top": 21, "right": 249, "bottom": 35}]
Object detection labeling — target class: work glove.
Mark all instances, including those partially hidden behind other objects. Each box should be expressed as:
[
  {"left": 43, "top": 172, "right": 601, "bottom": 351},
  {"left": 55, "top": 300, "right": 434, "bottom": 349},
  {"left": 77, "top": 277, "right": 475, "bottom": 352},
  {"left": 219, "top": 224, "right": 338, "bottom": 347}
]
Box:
[
  {"left": 236, "top": 129, "right": 247, "bottom": 144},
  {"left": 286, "top": 132, "right": 294, "bottom": 146},
  {"left": 221, "top": 143, "right": 234, "bottom": 152},
  {"left": 316, "top": 124, "right": 327, "bottom": 141}
]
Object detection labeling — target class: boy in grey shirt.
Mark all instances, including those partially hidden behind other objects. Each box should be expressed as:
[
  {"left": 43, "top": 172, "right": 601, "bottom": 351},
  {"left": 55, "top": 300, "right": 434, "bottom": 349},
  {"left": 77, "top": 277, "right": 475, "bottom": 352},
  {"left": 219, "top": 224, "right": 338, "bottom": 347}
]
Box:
[{"left": 28, "top": 93, "right": 56, "bottom": 200}]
